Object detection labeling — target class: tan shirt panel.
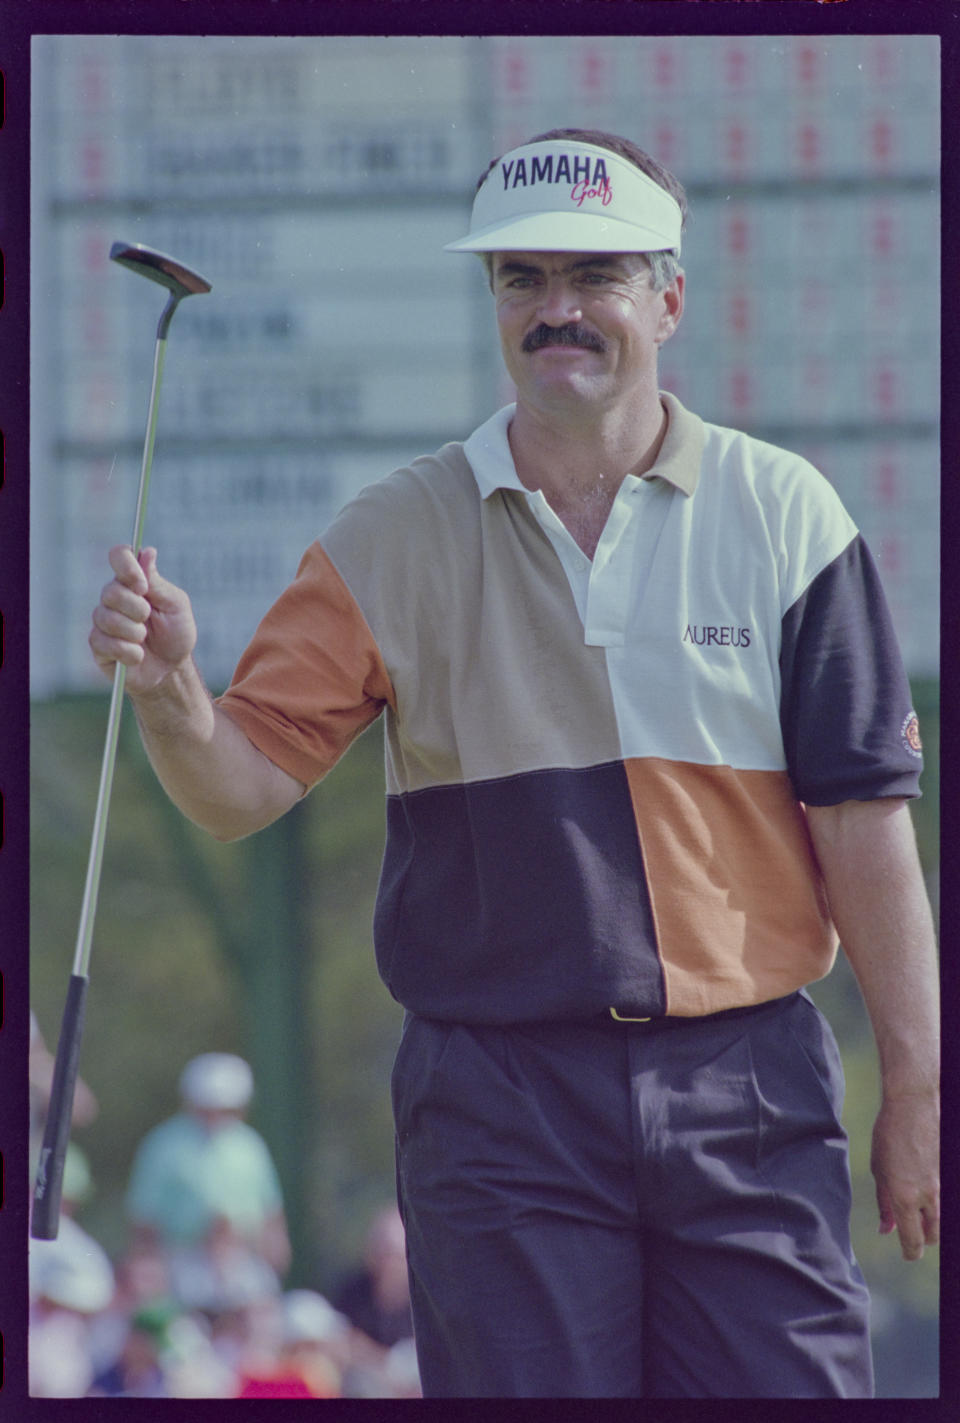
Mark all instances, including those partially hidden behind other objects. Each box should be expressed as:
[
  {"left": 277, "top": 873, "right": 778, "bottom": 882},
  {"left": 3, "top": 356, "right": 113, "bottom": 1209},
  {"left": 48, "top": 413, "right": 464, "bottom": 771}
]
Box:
[{"left": 624, "top": 757, "right": 838, "bottom": 1015}]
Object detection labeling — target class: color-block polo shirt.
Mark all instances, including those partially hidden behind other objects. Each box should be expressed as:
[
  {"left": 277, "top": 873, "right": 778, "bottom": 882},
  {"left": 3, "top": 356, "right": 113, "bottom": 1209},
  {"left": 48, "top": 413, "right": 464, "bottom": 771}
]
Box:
[{"left": 217, "top": 393, "right": 923, "bottom": 1023}]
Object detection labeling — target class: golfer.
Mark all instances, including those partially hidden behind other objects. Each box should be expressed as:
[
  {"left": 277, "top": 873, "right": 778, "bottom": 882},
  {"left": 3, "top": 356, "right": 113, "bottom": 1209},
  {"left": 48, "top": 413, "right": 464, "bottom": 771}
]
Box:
[{"left": 89, "top": 128, "right": 939, "bottom": 1398}]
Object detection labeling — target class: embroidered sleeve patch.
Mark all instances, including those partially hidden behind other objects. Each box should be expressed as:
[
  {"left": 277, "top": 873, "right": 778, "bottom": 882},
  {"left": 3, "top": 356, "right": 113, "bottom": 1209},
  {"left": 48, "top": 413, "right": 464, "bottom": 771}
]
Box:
[{"left": 900, "top": 711, "right": 923, "bottom": 759}]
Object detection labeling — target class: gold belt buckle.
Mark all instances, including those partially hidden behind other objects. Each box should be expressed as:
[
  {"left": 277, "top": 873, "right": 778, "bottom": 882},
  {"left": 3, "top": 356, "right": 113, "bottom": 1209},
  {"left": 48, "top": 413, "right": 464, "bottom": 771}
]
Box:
[{"left": 609, "top": 1007, "right": 652, "bottom": 1023}]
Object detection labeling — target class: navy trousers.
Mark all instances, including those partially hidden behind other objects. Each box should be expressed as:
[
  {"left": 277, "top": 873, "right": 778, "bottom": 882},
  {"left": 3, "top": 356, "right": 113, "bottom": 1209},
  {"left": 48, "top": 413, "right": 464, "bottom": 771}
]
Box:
[{"left": 391, "top": 991, "right": 873, "bottom": 1398}]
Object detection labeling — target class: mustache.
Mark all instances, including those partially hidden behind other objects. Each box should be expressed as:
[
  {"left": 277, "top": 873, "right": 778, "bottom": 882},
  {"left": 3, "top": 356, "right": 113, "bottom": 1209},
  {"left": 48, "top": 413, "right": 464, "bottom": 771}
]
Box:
[{"left": 521, "top": 323, "right": 607, "bottom": 354}]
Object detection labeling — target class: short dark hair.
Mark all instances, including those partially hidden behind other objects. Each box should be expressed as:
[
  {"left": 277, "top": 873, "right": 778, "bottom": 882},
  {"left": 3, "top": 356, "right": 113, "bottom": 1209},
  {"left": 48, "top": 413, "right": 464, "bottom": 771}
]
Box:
[{"left": 475, "top": 127, "right": 687, "bottom": 289}]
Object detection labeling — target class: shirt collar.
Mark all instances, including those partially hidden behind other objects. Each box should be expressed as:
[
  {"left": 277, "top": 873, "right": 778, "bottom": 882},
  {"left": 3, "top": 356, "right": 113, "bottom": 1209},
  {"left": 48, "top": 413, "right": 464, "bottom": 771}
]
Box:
[{"left": 463, "top": 390, "right": 703, "bottom": 500}]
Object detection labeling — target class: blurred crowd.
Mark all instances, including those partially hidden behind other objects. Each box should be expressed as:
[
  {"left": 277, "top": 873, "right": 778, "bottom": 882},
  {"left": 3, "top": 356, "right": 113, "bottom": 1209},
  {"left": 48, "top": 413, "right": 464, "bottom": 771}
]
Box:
[{"left": 28, "top": 1019, "right": 420, "bottom": 1399}]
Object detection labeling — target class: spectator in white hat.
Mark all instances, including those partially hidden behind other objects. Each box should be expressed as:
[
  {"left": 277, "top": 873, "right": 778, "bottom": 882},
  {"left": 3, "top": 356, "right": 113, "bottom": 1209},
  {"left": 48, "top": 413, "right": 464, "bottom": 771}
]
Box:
[
  {"left": 124, "top": 1052, "right": 291, "bottom": 1312},
  {"left": 29, "top": 1143, "right": 116, "bottom": 1397}
]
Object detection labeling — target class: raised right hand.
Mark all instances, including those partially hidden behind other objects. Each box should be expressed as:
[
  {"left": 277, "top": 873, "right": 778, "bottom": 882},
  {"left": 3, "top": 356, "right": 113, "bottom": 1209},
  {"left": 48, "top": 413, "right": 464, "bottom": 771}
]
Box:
[{"left": 89, "top": 545, "right": 197, "bottom": 695}]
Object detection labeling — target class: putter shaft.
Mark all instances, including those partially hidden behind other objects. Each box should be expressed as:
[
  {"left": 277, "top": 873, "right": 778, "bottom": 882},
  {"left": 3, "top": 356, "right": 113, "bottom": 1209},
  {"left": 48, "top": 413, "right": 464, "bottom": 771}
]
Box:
[
  {"left": 72, "top": 333, "right": 169, "bottom": 980},
  {"left": 32, "top": 245, "right": 210, "bottom": 1240}
]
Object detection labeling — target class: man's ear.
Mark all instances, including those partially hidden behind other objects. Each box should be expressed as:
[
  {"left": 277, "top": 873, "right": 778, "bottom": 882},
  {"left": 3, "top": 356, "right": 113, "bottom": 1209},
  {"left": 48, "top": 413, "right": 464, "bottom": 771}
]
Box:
[{"left": 655, "top": 271, "right": 685, "bottom": 345}]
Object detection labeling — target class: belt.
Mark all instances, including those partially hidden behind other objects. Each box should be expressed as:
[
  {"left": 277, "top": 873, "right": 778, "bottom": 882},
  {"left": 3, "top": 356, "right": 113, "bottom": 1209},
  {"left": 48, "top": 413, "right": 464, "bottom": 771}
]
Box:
[{"left": 604, "top": 992, "right": 799, "bottom": 1028}]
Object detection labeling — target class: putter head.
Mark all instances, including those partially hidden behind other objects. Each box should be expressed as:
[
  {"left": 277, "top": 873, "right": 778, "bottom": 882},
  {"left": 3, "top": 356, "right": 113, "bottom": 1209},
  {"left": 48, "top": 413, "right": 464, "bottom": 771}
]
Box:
[{"left": 109, "top": 241, "right": 212, "bottom": 300}]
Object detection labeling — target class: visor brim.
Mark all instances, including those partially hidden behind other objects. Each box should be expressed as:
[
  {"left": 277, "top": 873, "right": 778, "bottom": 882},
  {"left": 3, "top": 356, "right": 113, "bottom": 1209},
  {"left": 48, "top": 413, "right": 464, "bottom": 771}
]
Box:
[{"left": 444, "top": 210, "right": 681, "bottom": 255}]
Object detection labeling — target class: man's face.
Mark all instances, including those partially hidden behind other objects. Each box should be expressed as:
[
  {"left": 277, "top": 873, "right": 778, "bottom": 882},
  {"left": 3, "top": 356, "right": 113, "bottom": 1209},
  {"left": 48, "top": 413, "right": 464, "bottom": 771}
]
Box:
[
  {"left": 491, "top": 250, "right": 683, "bottom": 418},
  {"left": 192, "top": 1106, "right": 243, "bottom": 1133}
]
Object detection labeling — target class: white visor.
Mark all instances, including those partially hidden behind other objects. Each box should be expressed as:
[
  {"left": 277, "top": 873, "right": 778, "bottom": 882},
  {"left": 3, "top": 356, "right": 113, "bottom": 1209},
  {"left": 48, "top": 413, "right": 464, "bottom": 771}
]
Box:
[{"left": 444, "top": 140, "right": 683, "bottom": 255}]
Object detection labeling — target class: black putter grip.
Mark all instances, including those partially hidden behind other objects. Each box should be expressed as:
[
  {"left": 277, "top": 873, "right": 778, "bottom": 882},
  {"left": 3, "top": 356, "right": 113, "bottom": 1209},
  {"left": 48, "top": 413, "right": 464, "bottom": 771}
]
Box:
[{"left": 30, "top": 973, "right": 89, "bottom": 1240}]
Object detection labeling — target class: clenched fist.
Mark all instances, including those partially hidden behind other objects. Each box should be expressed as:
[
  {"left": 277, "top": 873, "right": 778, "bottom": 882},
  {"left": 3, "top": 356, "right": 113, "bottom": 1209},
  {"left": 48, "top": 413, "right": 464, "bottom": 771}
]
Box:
[{"left": 89, "top": 545, "right": 197, "bottom": 695}]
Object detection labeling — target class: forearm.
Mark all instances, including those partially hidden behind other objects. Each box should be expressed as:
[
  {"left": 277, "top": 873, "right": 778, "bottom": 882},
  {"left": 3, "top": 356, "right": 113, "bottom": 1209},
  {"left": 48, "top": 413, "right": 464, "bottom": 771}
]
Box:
[
  {"left": 806, "top": 798, "right": 939, "bottom": 1094},
  {"left": 130, "top": 656, "right": 304, "bottom": 841},
  {"left": 806, "top": 797, "right": 939, "bottom": 1258}
]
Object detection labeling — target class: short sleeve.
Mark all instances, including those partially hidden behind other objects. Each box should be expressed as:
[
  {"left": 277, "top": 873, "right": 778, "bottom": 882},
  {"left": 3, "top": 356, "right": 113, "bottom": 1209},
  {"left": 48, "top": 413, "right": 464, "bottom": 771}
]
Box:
[
  {"left": 779, "top": 533, "right": 923, "bottom": 805},
  {"left": 215, "top": 539, "right": 395, "bottom": 789}
]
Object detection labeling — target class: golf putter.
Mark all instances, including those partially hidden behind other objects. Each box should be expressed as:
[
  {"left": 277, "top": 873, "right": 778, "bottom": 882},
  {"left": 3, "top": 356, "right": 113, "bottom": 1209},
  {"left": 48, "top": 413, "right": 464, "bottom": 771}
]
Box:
[{"left": 31, "top": 243, "right": 212, "bottom": 1240}]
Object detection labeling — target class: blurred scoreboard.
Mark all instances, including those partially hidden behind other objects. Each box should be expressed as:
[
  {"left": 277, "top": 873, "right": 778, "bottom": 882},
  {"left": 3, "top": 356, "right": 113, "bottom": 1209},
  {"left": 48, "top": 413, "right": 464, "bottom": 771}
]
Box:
[{"left": 30, "top": 35, "right": 939, "bottom": 694}]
